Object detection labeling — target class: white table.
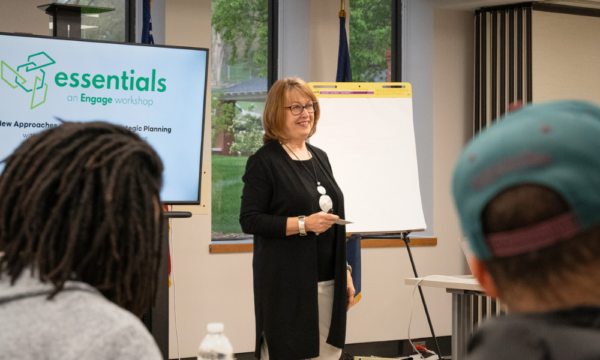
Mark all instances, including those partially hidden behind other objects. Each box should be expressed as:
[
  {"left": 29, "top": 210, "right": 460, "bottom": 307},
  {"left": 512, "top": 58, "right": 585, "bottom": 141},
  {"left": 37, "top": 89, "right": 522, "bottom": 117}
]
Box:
[{"left": 405, "top": 275, "right": 505, "bottom": 360}]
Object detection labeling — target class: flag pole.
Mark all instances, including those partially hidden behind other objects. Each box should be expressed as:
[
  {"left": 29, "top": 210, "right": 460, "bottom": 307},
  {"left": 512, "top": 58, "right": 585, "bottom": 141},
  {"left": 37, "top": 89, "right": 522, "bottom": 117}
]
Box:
[{"left": 339, "top": 0, "right": 346, "bottom": 18}]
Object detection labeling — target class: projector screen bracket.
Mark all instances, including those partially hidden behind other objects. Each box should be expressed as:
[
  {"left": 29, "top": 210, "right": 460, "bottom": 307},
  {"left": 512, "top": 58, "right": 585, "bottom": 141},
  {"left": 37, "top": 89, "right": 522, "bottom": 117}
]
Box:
[
  {"left": 163, "top": 211, "right": 192, "bottom": 219},
  {"left": 38, "top": 3, "right": 115, "bottom": 39}
]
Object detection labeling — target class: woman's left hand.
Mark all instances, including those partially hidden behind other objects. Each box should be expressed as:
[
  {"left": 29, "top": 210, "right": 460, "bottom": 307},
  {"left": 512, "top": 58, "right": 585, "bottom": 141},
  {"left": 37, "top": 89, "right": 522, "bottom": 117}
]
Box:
[{"left": 346, "top": 270, "right": 356, "bottom": 311}]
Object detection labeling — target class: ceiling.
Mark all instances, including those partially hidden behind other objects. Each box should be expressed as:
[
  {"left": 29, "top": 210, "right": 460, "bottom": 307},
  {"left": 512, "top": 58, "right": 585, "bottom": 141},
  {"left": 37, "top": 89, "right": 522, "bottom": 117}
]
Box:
[{"left": 435, "top": 0, "right": 600, "bottom": 11}]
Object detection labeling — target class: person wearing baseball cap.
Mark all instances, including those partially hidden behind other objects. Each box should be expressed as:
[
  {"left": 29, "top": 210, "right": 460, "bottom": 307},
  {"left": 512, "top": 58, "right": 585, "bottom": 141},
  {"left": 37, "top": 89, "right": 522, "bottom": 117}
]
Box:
[{"left": 452, "top": 100, "right": 600, "bottom": 359}]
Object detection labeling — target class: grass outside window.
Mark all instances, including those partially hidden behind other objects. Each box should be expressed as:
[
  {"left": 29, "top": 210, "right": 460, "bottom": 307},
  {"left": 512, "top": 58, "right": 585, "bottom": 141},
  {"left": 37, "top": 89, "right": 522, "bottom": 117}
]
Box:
[{"left": 212, "top": 155, "right": 250, "bottom": 240}]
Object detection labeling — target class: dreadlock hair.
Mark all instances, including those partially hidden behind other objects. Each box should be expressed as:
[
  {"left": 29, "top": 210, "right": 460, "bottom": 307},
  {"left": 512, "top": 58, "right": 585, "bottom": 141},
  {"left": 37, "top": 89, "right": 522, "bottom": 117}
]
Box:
[
  {"left": 481, "top": 184, "right": 600, "bottom": 303},
  {"left": 0, "top": 121, "right": 164, "bottom": 317}
]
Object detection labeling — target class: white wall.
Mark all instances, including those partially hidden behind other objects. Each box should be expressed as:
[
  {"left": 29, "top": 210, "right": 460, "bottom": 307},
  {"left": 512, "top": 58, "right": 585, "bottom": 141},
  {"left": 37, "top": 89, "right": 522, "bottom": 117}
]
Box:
[
  {"left": 404, "top": 0, "right": 435, "bottom": 239},
  {"left": 309, "top": 0, "right": 350, "bottom": 82},
  {"left": 151, "top": 0, "right": 166, "bottom": 45},
  {"left": 432, "top": 8, "right": 474, "bottom": 283},
  {"left": 164, "top": 1, "right": 222, "bottom": 358},
  {"left": 532, "top": 11, "right": 600, "bottom": 106},
  {"left": 279, "top": 0, "right": 350, "bottom": 82},
  {"left": 278, "top": 0, "right": 310, "bottom": 80},
  {"left": 0, "top": 0, "right": 50, "bottom": 36}
]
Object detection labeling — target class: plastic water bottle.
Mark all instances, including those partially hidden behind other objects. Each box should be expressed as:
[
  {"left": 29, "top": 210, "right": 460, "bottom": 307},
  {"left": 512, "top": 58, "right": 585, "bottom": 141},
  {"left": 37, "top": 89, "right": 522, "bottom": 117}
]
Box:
[{"left": 197, "top": 323, "right": 234, "bottom": 360}]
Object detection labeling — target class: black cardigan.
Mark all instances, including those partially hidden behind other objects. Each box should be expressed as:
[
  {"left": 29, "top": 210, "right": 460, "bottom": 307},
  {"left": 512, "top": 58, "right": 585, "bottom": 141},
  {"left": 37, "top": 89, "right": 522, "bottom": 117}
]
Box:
[{"left": 240, "top": 141, "right": 347, "bottom": 360}]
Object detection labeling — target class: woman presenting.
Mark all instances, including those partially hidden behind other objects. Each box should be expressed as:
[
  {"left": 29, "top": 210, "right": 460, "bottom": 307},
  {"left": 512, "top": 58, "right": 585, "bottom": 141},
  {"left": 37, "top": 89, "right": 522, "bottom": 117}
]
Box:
[{"left": 240, "top": 78, "right": 355, "bottom": 360}]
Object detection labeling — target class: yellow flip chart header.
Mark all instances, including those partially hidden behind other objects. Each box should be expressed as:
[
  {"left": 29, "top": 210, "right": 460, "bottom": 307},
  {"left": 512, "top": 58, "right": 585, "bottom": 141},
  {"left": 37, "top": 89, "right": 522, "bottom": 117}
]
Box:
[{"left": 308, "top": 82, "right": 412, "bottom": 98}]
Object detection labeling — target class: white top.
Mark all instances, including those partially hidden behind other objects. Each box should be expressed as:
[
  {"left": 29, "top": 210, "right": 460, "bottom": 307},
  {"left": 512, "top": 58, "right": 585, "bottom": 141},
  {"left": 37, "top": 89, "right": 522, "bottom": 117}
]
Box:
[{"left": 404, "top": 275, "right": 483, "bottom": 292}]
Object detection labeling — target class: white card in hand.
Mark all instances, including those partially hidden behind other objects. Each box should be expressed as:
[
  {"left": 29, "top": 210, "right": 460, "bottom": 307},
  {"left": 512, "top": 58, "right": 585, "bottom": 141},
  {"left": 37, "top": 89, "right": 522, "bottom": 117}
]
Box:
[{"left": 334, "top": 219, "right": 353, "bottom": 225}]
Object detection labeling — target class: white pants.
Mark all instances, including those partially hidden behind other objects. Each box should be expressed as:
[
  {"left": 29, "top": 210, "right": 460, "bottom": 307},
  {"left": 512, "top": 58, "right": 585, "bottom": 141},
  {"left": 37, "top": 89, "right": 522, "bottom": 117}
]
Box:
[{"left": 261, "top": 280, "right": 342, "bottom": 360}]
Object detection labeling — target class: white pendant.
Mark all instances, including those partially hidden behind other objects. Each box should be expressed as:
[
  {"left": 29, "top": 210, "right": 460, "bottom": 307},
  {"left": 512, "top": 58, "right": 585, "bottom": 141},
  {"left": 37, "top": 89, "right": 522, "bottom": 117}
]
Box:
[
  {"left": 319, "top": 195, "right": 333, "bottom": 213},
  {"left": 317, "top": 186, "right": 326, "bottom": 195}
]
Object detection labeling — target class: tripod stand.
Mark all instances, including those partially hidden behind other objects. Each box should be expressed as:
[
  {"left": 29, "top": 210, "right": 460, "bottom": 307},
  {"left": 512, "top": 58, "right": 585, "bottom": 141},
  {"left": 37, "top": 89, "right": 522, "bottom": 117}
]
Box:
[{"left": 356, "top": 231, "right": 444, "bottom": 359}]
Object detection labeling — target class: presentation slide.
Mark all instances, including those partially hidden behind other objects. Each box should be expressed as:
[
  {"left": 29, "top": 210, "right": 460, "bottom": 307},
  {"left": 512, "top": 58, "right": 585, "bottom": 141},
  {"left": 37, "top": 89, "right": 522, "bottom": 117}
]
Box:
[{"left": 0, "top": 33, "right": 207, "bottom": 203}]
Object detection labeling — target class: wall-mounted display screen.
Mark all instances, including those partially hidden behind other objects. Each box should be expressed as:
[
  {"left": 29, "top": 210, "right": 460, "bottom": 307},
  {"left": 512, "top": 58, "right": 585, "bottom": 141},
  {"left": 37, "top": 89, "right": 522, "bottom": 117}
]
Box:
[{"left": 0, "top": 33, "right": 208, "bottom": 204}]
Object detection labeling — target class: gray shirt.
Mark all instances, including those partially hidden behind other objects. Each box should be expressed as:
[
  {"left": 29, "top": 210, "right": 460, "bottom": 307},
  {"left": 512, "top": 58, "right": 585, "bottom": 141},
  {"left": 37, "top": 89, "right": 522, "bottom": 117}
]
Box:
[{"left": 0, "top": 273, "right": 162, "bottom": 360}]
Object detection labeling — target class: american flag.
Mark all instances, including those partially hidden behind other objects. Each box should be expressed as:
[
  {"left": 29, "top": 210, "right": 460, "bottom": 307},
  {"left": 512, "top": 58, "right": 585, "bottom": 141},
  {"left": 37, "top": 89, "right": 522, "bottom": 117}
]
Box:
[
  {"left": 336, "top": 9, "right": 360, "bottom": 305},
  {"left": 141, "top": 0, "right": 155, "bottom": 45}
]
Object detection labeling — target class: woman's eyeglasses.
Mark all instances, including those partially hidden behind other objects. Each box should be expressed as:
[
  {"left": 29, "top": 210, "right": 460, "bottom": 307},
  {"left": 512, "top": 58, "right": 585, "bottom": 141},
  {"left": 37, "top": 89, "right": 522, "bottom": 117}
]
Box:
[{"left": 286, "top": 102, "right": 318, "bottom": 116}]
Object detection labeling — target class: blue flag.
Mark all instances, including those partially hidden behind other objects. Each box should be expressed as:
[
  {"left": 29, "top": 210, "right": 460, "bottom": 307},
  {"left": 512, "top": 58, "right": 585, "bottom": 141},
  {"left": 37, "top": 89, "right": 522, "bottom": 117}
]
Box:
[
  {"left": 337, "top": 15, "right": 360, "bottom": 304},
  {"left": 347, "top": 235, "right": 361, "bottom": 305},
  {"left": 336, "top": 16, "right": 352, "bottom": 82},
  {"left": 141, "top": 0, "right": 154, "bottom": 44}
]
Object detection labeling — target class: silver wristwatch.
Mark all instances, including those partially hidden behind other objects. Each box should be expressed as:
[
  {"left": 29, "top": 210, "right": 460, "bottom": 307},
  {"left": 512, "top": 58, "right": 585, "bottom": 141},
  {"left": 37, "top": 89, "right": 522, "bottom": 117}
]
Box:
[
  {"left": 298, "top": 215, "right": 307, "bottom": 236},
  {"left": 346, "top": 263, "right": 352, "bottom": 273}
]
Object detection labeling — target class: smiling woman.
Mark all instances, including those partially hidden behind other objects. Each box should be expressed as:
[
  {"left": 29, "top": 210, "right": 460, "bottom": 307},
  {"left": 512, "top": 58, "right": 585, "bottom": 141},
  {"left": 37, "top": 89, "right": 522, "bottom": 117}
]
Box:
[
  {"left": 240, "top": 77, "right": 354, "bottom": 360},
  {"left": 262, "top": 79, "right": 320, "bottom": 144}
]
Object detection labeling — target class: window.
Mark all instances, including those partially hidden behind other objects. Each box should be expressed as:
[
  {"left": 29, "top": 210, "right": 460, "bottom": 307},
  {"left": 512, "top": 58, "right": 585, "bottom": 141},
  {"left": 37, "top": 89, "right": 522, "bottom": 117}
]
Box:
[
  {"left": 49, "top": 0, "right": 129, "bottom": 42},
  {"left": 211, "top": 0, "right": 270, "bottom": 240},
  {"left": 349, "top": 0, "right": 392, "bottom": 82}
]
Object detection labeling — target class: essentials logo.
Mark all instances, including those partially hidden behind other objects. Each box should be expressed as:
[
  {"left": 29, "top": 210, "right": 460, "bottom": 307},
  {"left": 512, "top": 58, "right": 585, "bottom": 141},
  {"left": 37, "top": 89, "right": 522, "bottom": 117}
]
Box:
[
  {"left": 1, "top": 52, "right": 55, "bottom": 109},
  {"left": 55, "top": 69, "right": 167, "bottom": 92}
]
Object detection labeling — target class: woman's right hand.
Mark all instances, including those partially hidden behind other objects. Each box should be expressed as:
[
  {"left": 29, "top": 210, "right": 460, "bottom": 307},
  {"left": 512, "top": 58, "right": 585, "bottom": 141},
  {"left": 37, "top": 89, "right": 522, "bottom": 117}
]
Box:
[{"left": 305, "top": 212, "right": 339, "bottom": 234}]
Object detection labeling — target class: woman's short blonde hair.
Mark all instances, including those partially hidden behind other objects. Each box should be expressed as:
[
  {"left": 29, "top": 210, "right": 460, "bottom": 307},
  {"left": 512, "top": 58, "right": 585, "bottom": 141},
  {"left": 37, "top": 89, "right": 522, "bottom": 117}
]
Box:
[{"left": 262, "top": 77, "right": 320, "bottom": 144}]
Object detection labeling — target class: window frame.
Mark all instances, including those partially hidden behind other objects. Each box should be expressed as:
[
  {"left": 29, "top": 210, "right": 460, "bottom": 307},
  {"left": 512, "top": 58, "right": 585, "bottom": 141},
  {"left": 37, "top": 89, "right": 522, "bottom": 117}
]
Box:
[
  {"left": 210, "top": 0, "right": 419, "bottom": 247},
  {"left": 125, "top": 0, "right": 136, "bottom": 42},
  {"left": 267, "top": 0, "right": 279, "bottom": 90},
  {"left": 391, "top": 0, "right": 403, "bottom": 82},
  {"left": 210, "top": 0, "right": 278, "bottom": 242}
]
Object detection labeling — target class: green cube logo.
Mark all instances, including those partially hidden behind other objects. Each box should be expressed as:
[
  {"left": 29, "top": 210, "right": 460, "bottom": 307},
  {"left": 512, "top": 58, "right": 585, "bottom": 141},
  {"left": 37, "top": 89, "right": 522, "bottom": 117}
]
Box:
[{"left": 1, "top": 52, "right": 56, "bottom": 109}]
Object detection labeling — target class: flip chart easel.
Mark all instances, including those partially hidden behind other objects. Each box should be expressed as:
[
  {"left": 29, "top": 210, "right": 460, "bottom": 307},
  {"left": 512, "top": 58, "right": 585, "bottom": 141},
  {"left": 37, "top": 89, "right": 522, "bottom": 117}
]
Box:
[
  {"left": 308, "top": 82, "right": 444, "bottom": 359},
  {"left": 308, "top": 82, "right": 426, "bottom": 233}
]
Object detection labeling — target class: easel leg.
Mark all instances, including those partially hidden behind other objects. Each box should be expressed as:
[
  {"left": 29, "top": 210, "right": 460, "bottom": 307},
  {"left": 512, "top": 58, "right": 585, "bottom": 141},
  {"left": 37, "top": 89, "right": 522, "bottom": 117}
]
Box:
[{"left": 402, "top": 232, "right": 444, "bottom": 359}]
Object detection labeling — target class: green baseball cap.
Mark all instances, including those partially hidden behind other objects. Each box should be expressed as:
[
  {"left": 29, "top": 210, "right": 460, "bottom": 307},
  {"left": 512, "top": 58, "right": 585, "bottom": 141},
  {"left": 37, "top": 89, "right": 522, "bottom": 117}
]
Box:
[{"left": 452, "top": 100, "right": 600, "bottom": 260}]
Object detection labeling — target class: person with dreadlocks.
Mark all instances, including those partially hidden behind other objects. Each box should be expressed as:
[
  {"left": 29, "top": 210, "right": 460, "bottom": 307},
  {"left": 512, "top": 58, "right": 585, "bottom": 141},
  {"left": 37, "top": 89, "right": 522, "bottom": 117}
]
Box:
[{"left": 0, "top": 121, "right": 164, "bottom": 359}]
